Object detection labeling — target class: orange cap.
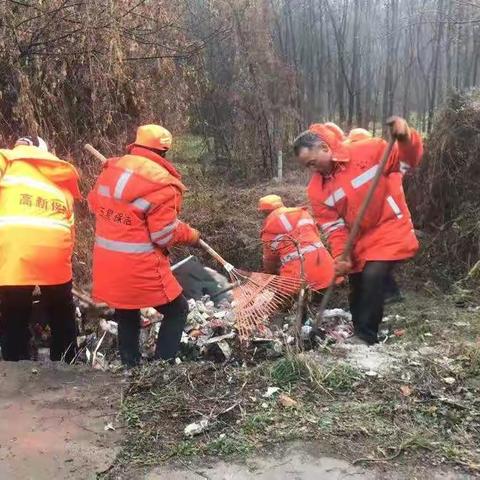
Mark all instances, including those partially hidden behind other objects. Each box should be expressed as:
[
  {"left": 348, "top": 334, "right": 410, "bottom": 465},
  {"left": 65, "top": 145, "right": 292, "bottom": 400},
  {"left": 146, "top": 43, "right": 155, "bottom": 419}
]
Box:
[
  {"left": 258, "top": 194, "right": 284, "bottom": 212},
  {"left": 130, "top": 124, "right": 173, "bottom": 151},
  {"left": 347, "top": 128, "right": 372, "bottom": 143}
]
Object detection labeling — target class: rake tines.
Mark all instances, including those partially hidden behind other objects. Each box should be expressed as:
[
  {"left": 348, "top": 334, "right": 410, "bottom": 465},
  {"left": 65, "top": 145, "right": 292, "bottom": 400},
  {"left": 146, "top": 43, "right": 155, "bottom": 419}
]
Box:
[
  {"left": 230, "top": 270, "right": 302, "bottom": 340},
  {"left": 199, "top": 240, "right": 302, "bottom": 341}
]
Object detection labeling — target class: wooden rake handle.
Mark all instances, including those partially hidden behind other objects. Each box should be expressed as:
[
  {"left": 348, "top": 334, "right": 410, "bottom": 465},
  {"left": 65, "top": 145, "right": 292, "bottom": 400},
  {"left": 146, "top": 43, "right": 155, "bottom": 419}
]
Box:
[
  {"left": 315, "top": 137, "right": 397, "bottom": 330},
  {"left": 198, "top": 239, "right": 234, "bottom": 272},
  {"left": 84, "top": 143, "right": 107, "bottom": 164}
]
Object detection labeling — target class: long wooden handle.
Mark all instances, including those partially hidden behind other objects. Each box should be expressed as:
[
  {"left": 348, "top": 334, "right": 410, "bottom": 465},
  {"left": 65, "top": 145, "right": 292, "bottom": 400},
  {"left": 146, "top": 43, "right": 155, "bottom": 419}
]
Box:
[
  {"left": 84, "top": 143, "right": 107, "bottom": 164},
  {"left": 198, "top": 239, "right": 234, "bottom": 272},
  {"left": 315, "top": 137, "right": 397, "bottom": 329}
]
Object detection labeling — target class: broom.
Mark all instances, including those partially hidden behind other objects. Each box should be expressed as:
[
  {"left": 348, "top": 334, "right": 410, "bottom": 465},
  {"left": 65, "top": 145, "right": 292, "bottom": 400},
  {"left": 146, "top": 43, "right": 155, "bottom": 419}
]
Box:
[{"left": 84, "top": 144, "right": 302, "bottom": 340}]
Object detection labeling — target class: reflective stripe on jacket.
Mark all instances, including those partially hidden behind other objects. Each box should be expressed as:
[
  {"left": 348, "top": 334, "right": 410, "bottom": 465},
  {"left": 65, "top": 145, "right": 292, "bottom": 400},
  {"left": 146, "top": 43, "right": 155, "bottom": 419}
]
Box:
[
  {"left": 308, "top": 131, "right": 423, "bottom": 272},
  {"left": 261, "top": 207, "right": 335, "bottom": 290},
  {"left": 88, "top": 146, "right": 198, "bottom": 309},
  {"left": 0, "top": 145, "right": 79, "bottom": 286}
]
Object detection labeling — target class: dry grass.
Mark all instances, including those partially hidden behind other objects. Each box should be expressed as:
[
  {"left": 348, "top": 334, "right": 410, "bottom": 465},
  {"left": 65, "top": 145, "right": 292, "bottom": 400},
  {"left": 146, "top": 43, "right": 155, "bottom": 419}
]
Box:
[
  {"left": 105, "top": 294, "right": 480, "bottom": 479},
  {"left": 408, "top": 90, "right": 480, "bottom": 286}
]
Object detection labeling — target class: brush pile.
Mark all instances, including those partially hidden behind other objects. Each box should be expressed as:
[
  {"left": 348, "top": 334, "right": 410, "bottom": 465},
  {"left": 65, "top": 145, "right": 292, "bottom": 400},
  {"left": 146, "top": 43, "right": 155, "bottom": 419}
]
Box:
[{"left": 408, "top": 90, "right": 480, "bottom": 289}]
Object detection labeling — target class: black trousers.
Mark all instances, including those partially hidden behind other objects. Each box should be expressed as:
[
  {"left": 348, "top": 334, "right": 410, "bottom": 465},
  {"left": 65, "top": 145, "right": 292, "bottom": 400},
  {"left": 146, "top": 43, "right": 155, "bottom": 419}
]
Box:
[
  {"left": 349, "top": 261, "right": 396, "bottom": 344},
  {"left": 0, "top": 281, "right": 77, "bottom": 362},
  {"left": 114, "top": 294, "right": 189, "bottom": 367},
  {"left": 384, "top": 272, "right": 401, "bottom": 299}
]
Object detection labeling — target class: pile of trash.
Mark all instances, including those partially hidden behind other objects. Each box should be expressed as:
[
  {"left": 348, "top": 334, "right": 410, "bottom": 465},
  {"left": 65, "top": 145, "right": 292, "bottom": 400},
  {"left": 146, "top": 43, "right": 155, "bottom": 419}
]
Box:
[
  {"left": 22, "top": 273, "right": 357, "bottom": 369},
  {"left": 70, "top": 290, "right": 358, "bottom": 370},
  {"left": 308, "top": 308, "right": 354, "bottom": 342}
]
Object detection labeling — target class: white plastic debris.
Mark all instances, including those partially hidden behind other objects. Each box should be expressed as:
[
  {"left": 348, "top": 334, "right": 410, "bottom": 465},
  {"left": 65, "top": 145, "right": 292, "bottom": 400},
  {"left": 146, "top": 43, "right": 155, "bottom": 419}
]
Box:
[
  {"left": 216, "top": 340, "right": 232, "bottom": 360},
  {"left": 262, "top": 386, "right": 280, "bottom": 398},
  {"left": 286, "top": 335, "right": 295, "bottom": 345},
  {"left": 323, "top": 308, "right": 352, "bottom": 321},
  {"left": 301, "top": 325, "right": 313, "bottom": 339},
  {"left": 92, "top": 351, "right": 108, "bottom": 371},
  {"left": 200, "top": 332, "right": 236, "bottom": 346},
  {"left": 184, "top": 418, "right": 209, "bottom": 437},
  {"left": 104, "top": 422, "right": 115, "bottom": 431},
  {"left": 99, "top": 318, "right": 118, "bottom": 336}
]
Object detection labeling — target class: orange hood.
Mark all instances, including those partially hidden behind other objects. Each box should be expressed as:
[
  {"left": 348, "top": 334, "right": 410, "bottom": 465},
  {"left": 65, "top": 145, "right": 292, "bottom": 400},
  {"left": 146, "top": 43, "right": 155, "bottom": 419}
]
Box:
[
  {"left": 309, "top": 123, "right": 350, "bottom": 163},
  {"left": 0, "top": 146, "right": 81, "bottom": 198}
]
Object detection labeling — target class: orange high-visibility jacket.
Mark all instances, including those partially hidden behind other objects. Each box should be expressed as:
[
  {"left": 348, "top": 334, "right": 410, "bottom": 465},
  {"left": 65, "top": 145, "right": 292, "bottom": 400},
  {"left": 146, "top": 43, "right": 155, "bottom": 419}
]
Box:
[
  {"left": 0, "top": 145, "right": 80, "bottom": 286},
  {"left": 88, "top": 146, "right": 199, "bottom": 309},
  {"left": 308, "top": 132, "right": 423, "bottom": 273},
  {"left": 261, "top": 207, "right": 335, "bottom": 290}
]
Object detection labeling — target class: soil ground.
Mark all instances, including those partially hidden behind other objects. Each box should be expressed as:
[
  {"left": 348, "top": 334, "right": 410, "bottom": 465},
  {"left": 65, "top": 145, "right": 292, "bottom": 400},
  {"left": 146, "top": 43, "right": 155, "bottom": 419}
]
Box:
[
  {"left": 0, "top": 362, "right": 121, "bottom": 479},
  {"left": 0, "top": 292, "right": 479, "bottom": 479}
]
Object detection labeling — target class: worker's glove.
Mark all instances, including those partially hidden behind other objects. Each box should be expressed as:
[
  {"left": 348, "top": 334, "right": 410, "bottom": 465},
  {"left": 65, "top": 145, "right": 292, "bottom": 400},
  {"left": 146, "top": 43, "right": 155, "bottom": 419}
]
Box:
[
  {"left": 386, "top": 116, "right": 411, "bottom": 143},
  {"left": 334, "top": 256, "right": 352, "bottom": 276}
]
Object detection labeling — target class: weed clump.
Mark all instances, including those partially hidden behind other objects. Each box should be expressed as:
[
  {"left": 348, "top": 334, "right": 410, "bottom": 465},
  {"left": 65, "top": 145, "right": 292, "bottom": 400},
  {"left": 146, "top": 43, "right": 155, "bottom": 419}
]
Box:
[{"left": 409, "top": 90, "right": 480, "bottom": 288}]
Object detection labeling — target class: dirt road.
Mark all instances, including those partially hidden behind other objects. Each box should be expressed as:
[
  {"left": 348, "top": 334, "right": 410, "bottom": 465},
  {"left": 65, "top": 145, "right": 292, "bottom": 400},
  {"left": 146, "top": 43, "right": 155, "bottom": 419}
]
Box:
[
  {"left": 0, "top": 360, "right": 475, "bottom": 480},
  {"left": 0, "top": 361, "right": 120, "bottom": 480},
  {"left": 146, "top": 442, "right": 472, "bottom": 480}
]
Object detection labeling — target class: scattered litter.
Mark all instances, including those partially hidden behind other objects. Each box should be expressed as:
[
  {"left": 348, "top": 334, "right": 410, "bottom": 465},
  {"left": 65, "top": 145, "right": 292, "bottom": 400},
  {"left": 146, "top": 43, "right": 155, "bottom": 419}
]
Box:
[
  {"left": 383, "top": 314, "right": 405, "bottom": 323},
  {"left": 99, "top": 319, "right": 118, "bottom": 336},
  {"left": 104, "top": 422, "right": 115, "bottom": 431},
  {"left": 53, "top": 279, "right": 421, "bottom": 371},
  {"left": 400, "top": 385, "right": 413, "bottom": 397},
  {"left": 279, "top": 393, "right": 297, "bottom": 408},
  {"left": 263, "top": 386, "right": 280, "bottom": 398},
  {"left": 443, "top": 377, "right": 456, "bottom": 385},
  {"left": 316, "top": 308, "right": 353, "bottom": 342},
  {"left": 323, "top": 309, "right": 352, "bottom": 321},
  {"left": 184, "top": 419, "right": 209, "bottom": 437},
  {"left": 301, "top": 325, "right": 313, "bottom": 339},
  {"left": 394, "top": 329, "right": 406, "bottom": 337},
  {"left": 31, "top": 368, "right": 38, "bottom": 374},
  {"left": 365, "top": 370, "right": 378, "bottom": 377}
]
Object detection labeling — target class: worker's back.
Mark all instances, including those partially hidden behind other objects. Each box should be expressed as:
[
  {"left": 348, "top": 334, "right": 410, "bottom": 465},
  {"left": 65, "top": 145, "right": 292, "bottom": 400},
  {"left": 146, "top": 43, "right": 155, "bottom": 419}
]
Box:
[
  {"left": 261, "top": 206, "right": 334, "bottom": 290},
  {"left": 88, "top": 146, "right": 197, "bottom": 309},
  {"left": 0, "top": 145, "right": 79, "bottom": 286},
  {"left": 261, "top": 206, "right": 320, "bottom": 256}
]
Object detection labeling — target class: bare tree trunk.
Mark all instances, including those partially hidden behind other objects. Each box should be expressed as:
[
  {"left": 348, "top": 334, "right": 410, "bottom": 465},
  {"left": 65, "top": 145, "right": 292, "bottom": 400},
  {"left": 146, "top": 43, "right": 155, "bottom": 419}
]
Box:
[
  {"left": 347, "top": 0, "right": 360, "bottom": 128},
  {"left": 428, "top": 0, "right": 445, "bottom": 133},
  {"left": 382, "top": 0, "right": 396, "bottom": 134}
]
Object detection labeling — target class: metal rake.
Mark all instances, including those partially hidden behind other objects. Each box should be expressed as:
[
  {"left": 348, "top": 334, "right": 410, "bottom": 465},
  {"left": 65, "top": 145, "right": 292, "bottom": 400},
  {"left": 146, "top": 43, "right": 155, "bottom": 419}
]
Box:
[{"left": 199, "top": 240, "right": 302, "bottom": 340}]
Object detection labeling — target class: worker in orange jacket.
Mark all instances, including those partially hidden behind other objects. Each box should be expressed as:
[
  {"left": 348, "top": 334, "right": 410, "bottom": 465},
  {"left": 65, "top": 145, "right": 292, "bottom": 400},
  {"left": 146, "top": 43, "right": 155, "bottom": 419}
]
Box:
[
  {"left": 259, "top": 195, "right": 335, "bottom": 291},
  {"left": 88, "top": 125, "right": 200, "bottom": 367},
  {"left": 346, "top": 127, "right": 404, "bottom": 304},
  {"left": 0, "top": 136, "right": 80, "bottom": 362},
  {"left": 293, "top": 117, "right": 423, "bottom": 345}
]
